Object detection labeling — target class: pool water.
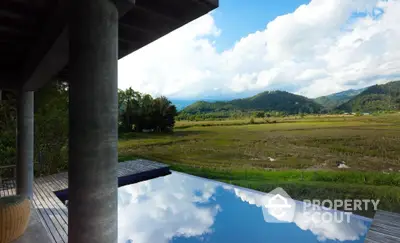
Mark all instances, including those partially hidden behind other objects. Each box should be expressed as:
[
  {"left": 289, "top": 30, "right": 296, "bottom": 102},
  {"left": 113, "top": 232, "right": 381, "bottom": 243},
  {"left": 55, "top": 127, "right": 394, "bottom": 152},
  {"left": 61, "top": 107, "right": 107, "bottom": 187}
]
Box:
[{"left": 118, "top": 172, "right": 371, "bottom": 243}]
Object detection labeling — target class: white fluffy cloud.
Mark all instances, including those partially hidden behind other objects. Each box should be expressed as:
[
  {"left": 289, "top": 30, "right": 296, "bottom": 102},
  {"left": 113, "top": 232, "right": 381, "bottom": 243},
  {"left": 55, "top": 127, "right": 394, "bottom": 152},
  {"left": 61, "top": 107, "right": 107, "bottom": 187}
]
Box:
[
  {"left": 118, "top": 173, "right": 220, "bottom": 243},
  {"left": 222, "top": 185, "right": 370, "bottom": 242},
  {"left": 118, "top": 173, "right": 370, "bottom": 243},
  {"left": 118, "top": 0, "right": 400, "bottom": 98}
]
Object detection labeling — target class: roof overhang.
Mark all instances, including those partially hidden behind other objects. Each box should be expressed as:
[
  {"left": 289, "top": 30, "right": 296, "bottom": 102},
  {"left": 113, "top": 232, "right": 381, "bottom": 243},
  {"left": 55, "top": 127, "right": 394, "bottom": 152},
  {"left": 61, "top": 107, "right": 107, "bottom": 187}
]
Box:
[{"left": 0, "top": 0, "right": 218, "bottom": 91}]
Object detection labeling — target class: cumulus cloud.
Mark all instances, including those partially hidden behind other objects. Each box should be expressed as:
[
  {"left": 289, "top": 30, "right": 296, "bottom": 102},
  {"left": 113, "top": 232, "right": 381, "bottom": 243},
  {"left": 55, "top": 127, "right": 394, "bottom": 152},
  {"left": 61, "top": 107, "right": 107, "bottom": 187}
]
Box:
[
  {"left": 119, "top": 173, "right": 370, "bottom": 243},
  {"left": 118, "top": 173, "right": 220, "bottom": 243},
  {"left": 118, "top": 0, "right": 400, "bottom": 99},
  {"left": 222, "top": 185, "right": 370, "bottom": 242}
]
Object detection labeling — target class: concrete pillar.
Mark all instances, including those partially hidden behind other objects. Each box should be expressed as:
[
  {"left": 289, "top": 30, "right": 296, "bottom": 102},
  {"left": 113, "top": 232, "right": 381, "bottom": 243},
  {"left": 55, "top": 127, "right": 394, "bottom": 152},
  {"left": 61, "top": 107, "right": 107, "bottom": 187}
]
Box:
[
  {"left": 16, "top": 91, "right": 34, "bottom": 199},
  {"left": 68, "top": 0, "right": 118, "bottom": 242}
]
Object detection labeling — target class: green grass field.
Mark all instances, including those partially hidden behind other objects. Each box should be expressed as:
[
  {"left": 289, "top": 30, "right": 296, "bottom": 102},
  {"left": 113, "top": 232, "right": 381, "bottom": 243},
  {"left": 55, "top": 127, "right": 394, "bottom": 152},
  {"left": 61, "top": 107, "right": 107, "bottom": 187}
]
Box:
[{"left": 118, "top": 113, "right": 400, "bottom": 217}]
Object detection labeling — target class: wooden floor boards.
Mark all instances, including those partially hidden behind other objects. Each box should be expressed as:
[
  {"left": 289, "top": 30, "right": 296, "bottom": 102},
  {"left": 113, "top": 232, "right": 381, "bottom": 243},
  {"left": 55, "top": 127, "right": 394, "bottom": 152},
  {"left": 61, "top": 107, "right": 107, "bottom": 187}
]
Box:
[{"left": 0, "top": 160, "right": 170, "bottom": 243}]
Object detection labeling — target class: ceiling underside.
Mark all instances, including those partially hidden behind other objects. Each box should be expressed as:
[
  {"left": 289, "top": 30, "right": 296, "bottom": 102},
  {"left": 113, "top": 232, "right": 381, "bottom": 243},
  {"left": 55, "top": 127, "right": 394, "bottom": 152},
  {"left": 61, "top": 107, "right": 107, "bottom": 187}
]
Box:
[{"left": 0, "top": 0, "right": 218, "bottom": 90}]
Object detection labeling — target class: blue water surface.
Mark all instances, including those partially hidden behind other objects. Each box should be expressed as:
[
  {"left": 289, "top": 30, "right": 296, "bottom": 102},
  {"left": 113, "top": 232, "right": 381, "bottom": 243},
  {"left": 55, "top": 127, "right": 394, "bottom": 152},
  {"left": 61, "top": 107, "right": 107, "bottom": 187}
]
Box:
[{"left": 118, "top": 172, "right": 371, "bottom": 243}]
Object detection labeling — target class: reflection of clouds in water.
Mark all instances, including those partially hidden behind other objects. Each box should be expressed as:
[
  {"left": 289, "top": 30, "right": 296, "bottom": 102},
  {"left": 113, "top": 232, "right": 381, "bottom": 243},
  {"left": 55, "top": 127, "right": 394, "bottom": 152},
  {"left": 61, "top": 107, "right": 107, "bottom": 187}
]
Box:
[
  {"left": 222, "top": 185, "right": 368, "bottom": 242},
  {"left": 293, "top": 209, "right": 367, "bottom": 242},
  {"left": 118, "top": 174, "right": 220, "bottom": 243}
]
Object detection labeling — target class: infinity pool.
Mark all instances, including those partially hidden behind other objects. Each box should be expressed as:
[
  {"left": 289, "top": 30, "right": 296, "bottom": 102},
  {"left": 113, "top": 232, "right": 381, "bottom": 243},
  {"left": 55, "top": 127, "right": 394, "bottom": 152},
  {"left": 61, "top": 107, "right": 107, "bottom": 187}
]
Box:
[{"left": 118, "top": 172, "right": 371, "bottom": 243}]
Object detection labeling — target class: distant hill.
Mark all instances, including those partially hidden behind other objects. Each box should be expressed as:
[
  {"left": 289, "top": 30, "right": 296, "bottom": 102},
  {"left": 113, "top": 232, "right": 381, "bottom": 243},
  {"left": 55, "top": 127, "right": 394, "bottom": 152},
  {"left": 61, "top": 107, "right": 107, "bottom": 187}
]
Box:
[
  {"left": 171, "top": 99, "right": 224, "bottom": 111},
  {"left": 337, "top": 81, "right": 400, "bottom": 112},
  {"left": 314, "top": 88, "right": 365, "bottom": 110},
  {"left": 182, "top": 91, "right": 323, "bottom": 114},
  {"left": 170, "top": 100, "right": 197, "bottom": 111}
]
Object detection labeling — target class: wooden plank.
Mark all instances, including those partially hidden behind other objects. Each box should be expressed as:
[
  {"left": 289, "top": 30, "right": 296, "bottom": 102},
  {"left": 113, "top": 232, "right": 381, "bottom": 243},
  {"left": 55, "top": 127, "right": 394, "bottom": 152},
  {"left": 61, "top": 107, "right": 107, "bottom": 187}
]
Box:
[
  {"left": 33, "top": 184, "right": 68, "bottom": 241},
  {"left": 0, "top": 180, "right": 62, "bottom": 243},
  {"left": 118, "top": 159, "right": 168, "bottom": 177},
  {"left": 0, "top": 159, "right": 170, "bottom": 243},
  {"left": 49, "top": 173, "right": 68, "bottom": 190},
  {"left": 31, "top": 195, "right": 64, "bottom": 243},
  {"left": 32, "top": 182, "right": 66, "bottom": 243},
  {"left": 35, "top": 177, "right": 68, "bottom": 217},
  {"left": 365, "top": 210, "right": 400, "bottom": 243},
  {"left": 41, "top": 174, "right": 61, "bottom": 190},
  {"left": 32, "top": 175, "right": 69, "bottom": 243},
  {"left": 35, "top": 177, "right": 68, "bottom": 220}
]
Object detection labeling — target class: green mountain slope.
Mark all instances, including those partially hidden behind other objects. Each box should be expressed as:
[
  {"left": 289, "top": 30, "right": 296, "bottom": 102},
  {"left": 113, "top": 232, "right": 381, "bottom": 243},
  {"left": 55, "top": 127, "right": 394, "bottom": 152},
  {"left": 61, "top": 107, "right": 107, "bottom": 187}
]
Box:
[
  {"left": 183, "top": 91, "right": 323, "bottom": 114},
  {"left": 314, "top": 88, "right": 365, "bottom": 109},
  {"left": 337, "top": 81, "right": 400, "bottom": 112}
]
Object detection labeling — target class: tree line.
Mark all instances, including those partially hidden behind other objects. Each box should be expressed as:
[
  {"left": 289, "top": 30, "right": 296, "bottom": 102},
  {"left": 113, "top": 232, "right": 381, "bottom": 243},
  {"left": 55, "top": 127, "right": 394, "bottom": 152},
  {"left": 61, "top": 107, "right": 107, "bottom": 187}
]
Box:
[
  {"left": 176, "top": 110, "right": 289, "bottom": 121},
  {"left": 0, "top": 82, "right": 177, "bottom": 176},
  {"left": 118, "top": 88, "right": 177, "bottom": 133}
]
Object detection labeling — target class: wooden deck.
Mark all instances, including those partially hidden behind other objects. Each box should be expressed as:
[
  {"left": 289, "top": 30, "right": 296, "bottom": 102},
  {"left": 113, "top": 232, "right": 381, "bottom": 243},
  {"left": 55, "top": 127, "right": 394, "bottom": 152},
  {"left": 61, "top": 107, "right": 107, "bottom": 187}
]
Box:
[
  {"left": 365, "top": 210, "right": 400, "bottom": 243},
  {"left": 0, "top": 160, "right": 170, "bottom": 243}
]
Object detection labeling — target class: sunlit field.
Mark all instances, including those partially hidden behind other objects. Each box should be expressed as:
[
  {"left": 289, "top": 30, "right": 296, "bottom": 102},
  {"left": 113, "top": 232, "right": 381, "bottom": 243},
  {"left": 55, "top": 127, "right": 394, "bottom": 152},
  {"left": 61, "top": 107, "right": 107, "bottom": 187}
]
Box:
[{"left": 118, "top": 113, "right": 400, "bottom": 216}]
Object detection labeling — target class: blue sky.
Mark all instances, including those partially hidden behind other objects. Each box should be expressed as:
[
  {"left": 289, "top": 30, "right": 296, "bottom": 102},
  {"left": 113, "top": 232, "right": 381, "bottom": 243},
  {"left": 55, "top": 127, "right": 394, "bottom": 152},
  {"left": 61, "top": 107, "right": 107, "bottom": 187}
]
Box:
[
  {"left": 118, "top": 0, "right": 400, "bottom": 100},
  {"left": 212, "top": 0, "right": 311, "bottom": 52}
]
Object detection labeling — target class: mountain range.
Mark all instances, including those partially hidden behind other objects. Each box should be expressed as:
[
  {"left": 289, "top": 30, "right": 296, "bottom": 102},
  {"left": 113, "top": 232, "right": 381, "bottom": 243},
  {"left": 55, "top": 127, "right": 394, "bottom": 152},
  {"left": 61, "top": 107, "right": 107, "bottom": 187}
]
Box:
[
  {"left": 337, "top": 81, "right": 400, "bottom": 112},
  {"left": 182, "top": 90, "right": 322, "bottom": 114},
  {"left": 180, "top": 81, "right": 400, "bottom": 114},
  {"left": 314, "top": 88, "right": 365, "bottom": 109}
]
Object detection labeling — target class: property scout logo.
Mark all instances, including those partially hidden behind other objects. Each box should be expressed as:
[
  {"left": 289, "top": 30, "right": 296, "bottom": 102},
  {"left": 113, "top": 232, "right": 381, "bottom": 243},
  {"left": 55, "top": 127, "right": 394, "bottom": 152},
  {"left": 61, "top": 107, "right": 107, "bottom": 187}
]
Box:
[{"left": 261, "top": 187, "right": 379, "bottom": 224}]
